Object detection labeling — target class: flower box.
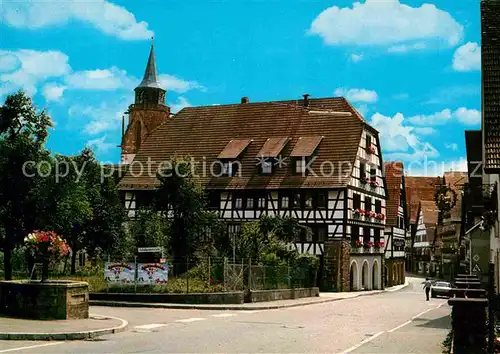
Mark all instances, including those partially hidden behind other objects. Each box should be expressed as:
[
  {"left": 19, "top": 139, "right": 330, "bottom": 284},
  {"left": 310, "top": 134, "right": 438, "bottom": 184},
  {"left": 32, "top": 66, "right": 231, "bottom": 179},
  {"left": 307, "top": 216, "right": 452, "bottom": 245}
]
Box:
[
  {"left": 363, "top": 241, "right": 374, "bottom": 249},
  {"left": 375, "top": 241, "right": 385, "bottom": 249},
  {"left": 353, "top": 208, "right": 365, "bottom": 218},
  {"left": 369, "top": 180, "right": 379, "bottom": 188},
  {"left": 367, "top": 145, "right": 376, "bottom": 154},
  {"left": 25, "top": 231, "right": 70, "bottom": 282}
]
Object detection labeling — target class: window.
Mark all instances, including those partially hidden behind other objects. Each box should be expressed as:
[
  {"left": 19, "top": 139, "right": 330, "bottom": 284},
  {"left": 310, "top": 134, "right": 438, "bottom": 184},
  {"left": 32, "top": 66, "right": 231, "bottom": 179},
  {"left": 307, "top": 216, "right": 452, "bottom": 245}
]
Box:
[
  {"left": 317, "top": 227, "right": 327, "bottom": 242},
  {"left": 228, "top": 223, "right": 241, "bottom": 237},
  {"left": 399, "top": 216, "right": 404, "bottom": 229},
  {"left": 222, "top": 161, "right": 240, "bottom": 177},
  {"left": 296, "top": 158, "right": 306, "bottom": 174},
  {"left": 363, "top": 227, "right": 370, "bottom": 244},
  {"left": 246, "top": 197, "right": 254, "bottom": 209},
  {"left": 365, "top": 197, "right": 372, "bottom": 211},
  {"left": 292, "top": 192, "right": 301, "bottom": 208},
  {"left": 262, "top": 159, "right": 273, "bottom": 174},
  {"left": 374, "top": 229, "right": 381, "bottom": 244},
  {"left": 366, "top": 135, "right": 372, "bottom": 149},
  {"left": 360, "top": 162, "right": 366, "bottom": 180},
  {"left": 375, "top": 200, "right": 382, "bottom": 214},
  {"left": 351, "top": 225, "right": 360, "bottom": 246},
  {"left": 370, "top": 168, "right": 376, "bottom": 181},
  {"left": 281, "top": 195, "right": 289, "bottom": 209},
  {"left": 234, "top": 197, "right": 243, "bottom": 209},
  {"left": 317, "top": 192, "right": 327, "bottom": 208},
  {"left": 206, "top": 191, "right": 220, "bottom": 209},
  {"left": 306, "top": 228, "right": 313, "bottom": 242},
  {"left": 305, "top": 192, "right": 313, "bottom": 209},
  {"left": 258, "top": 196, "right": 266, "bottom": 209},
  {"left": 353, "top": 193, "right": 361, "bottom": 209}
]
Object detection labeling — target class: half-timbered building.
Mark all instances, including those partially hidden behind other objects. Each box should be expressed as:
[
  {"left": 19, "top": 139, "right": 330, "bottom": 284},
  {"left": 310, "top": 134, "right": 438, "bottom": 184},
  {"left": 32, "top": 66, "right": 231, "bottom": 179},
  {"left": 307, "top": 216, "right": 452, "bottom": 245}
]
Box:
[
  {"left": 118, "top": 44, "right": 388, "bottom": 291},
  {"left": 383, "top": 161, "right": 407, "bottom": 287}
]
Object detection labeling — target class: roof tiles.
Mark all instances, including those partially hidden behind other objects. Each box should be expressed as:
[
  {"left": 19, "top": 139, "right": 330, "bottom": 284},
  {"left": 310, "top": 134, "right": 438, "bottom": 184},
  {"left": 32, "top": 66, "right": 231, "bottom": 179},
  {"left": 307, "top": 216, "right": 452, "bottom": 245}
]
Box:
[{"left": 384, "top": 161, "right": 404, "bottom": 227}]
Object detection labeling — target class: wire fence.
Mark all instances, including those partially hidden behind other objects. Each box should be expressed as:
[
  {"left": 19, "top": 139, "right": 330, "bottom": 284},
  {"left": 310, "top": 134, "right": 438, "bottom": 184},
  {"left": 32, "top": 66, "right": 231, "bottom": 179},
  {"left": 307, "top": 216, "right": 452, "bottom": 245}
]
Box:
[{"left": 0, "top": 255, "right": 318, "bottom": 294}]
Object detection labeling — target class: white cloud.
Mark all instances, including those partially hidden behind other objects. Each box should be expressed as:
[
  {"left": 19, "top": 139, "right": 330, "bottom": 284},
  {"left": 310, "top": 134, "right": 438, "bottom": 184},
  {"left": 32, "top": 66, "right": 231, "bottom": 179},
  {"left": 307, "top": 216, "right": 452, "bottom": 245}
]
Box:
[
  {"left": 42, "top": 83, "right": 67, "bottom": 102},
  {"left": 350, "top": 53, "right": 363, "bottom": 62},
  {"left": 86, "top": 135, "right": 115, "bottom": 153},
  {"left": 445, "top": 143, "right": 459, "bottom": 151},
  {"left": 1, "top": 0, "right": 153, "bottom": 40},
  {"left": 159, "top": 74, "right": 206, "bottom": 94},
  {"left": 66, "top": 66, "right": 135, "bottom": 90},
  {"left": 170, "top": 97, "right": 192, "bottom": 114},
  {"left": 0, "top": 49, "right": 71, "bottom": 95},
  {"left": 370, "top": 112, "right": 440, "bottom": 166},
  {"left": 334, "top": 88, "right": 378, "bottom": 103},
  {"left": 405, "top": 157, "right": 467, "bottom": 177},
  {"left": 454, "top": 107, "right": 481, "bottom": 125},
  {"left": 453, "top": 42, "right": 481, "bottom": 72},
  {"left": 308, "top": 0, "right": 463, "bottom": 50},
  {"left": 414, "top": 127, "right": 436, "bottom": 135},
  {"left": 387, "top": 42, "right": 426, "bottom": 53},
  {"left": 408, "top": 107, "right": 481, "bottom": 126}
]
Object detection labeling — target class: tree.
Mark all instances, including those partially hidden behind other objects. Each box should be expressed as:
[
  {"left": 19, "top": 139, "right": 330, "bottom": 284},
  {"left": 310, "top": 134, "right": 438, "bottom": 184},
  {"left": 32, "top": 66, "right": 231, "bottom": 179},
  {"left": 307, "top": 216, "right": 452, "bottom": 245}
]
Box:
[
  {"left": 129, "top": 208, "right": 170, "bottom": 254},
  {"left": 0, "top": 91, "right": 52, "bottom": 279},
  {"left": 155, "top": 157, "right": 207, "bottom": 264}
]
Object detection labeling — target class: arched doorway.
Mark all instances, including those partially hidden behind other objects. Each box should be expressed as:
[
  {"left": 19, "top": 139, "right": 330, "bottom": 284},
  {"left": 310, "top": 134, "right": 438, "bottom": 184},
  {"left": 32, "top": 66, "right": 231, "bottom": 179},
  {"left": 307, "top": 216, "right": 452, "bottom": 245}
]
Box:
[
  {"left": 372, "top": 261, "right": 380, "bottom": 289},
  {"left": 350, "top": 261, "right": 359, "bottom": 291},
  {"left": 362, "top": 261, "right": 370, "bottom": 290}
]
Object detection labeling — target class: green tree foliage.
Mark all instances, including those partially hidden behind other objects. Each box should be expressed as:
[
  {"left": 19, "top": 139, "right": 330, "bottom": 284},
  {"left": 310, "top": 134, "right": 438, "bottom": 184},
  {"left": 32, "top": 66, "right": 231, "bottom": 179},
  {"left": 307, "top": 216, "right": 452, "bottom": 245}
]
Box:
[
  {"left": 129, "top": 208, "right": 170, "bottom": 255},
  {"left": 0, "top": 91, "right": 52, "bottom": 279},
  {"left": 155, "top": 156, "right": 208, "bottom": 262}
]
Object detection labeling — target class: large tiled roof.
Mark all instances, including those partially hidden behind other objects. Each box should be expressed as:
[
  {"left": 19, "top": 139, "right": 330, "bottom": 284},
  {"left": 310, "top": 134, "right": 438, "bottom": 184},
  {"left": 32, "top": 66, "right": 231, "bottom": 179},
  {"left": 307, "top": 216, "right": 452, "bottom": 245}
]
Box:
[
  {"left": 482, "top": 0, "right": 500, "bottom": 172},
  {"left": 405, "top": 176, "right": 441, "bottom": 229},
  {"left": 119, "top": 97, "right": 372, "bottom": 190},
  {"left": 384, "top": 161, "right": 404, "bottom": 227},
  {"left": 405, "top": 176, "right": 441, "bottom": 201}
]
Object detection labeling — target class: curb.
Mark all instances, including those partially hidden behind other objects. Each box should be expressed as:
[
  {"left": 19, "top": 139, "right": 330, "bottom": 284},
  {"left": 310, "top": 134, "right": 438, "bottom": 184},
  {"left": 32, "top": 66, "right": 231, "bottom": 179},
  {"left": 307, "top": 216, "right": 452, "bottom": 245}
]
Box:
[
  {"left": 0, "top": 314, "right": 128, "bottom": 341},
  {"left": 90, "top": 283, "right": 409, "bottom": 310}
]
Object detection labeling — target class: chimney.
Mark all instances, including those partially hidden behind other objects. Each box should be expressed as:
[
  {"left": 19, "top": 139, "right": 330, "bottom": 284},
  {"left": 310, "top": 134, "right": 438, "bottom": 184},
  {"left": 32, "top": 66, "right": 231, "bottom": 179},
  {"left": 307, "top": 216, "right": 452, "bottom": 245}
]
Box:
[
  {"left": 303, "top": 94, "right": 310, "bottom": 107},
  {"left": 241, "top": 97, "right": 249, "bottom": 104}
]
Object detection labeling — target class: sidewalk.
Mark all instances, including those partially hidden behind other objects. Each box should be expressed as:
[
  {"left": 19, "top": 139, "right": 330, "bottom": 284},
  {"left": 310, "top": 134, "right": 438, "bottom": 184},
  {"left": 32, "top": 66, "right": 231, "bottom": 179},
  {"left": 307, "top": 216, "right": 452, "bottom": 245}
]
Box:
[
  {"left": 90, "top": 281, "right": 409, "bottom": 311},
  {"left": 0, "top": 314, "right": 128, "bottom": 340}
]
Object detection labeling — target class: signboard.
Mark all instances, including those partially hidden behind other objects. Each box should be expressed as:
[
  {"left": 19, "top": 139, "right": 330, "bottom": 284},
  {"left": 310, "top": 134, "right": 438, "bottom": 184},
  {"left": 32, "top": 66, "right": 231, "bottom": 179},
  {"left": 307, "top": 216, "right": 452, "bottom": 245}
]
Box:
[
  {"left": 104, "top": 262, "right": 135, "bottom": 283},
  {"left": 473, "top": 264, "right": 482, "bottom": 273},
  {"left": 473, "top": 254, "right": 480, "bottom": 262},
  {"left": 137, "top": 263, "right": 169, "bottom": 284},
  {"left": 137, "top": 247, "right": 163, "bottom": 253}
]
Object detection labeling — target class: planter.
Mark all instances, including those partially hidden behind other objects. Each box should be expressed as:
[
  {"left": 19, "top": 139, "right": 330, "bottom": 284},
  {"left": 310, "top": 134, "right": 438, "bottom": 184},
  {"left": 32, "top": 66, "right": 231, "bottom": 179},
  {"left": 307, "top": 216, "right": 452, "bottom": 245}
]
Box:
[{"left": 0, "top": 280, "right": 89, "bottom": 320}]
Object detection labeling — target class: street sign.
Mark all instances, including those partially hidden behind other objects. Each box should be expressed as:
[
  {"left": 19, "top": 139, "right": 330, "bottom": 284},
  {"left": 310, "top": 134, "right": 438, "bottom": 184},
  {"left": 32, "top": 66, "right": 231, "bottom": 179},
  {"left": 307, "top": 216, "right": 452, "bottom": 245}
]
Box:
[
  {"left": 137, "top": 247, "right": 163, "bottom": 253},
  {"left": 473, "top": 264, "right": 482, "bottom": 273},
  {"left": 473, "top": 254, "right": 480, "bottom": 262}
]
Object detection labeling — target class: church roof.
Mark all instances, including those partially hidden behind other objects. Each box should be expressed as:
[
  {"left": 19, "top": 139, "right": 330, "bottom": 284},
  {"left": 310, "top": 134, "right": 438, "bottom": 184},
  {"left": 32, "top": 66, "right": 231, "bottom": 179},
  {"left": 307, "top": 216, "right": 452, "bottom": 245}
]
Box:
[
  {"left": 136, "top": 44, "right": 163, "bottom": 90},
  {"left": 119, "top": 96, "right": 376, "bottom": 190}
]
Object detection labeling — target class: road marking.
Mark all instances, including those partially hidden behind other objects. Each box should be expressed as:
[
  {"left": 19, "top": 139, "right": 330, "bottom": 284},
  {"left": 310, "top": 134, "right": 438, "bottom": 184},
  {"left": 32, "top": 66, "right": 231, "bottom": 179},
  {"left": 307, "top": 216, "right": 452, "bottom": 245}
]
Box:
[
  {"left": 134, "top": 324, "right": 167, "bottom": 330},
  {"left": 211, "top": 313, "right": 236, "bottom": 318},
  {"left": 411, "top": 307, "right": 436, "bottom": 320},
  {"left": 240, "top": 310, "right": 264, "bottom": 314},
  {"left": 388, "top": 320, "right": 412, "bottom": 333},
  {"left": 340, "top": 331, "right": 384, "bottom": 353},
  {"left": 176, "top": 317, "right": 206, "bottom": 323},
  {"left": 0, "top": 342, "right": 63, "bottom": 353}
]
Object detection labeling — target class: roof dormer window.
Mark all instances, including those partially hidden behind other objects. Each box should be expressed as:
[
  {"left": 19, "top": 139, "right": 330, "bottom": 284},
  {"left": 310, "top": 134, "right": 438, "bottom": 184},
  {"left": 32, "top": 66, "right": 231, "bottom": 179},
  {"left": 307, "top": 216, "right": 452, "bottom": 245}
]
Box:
[
  {"left": 256, "top": 137, "right": 289, "bottom": 175},
  {"left": 217, "top": 138, "right": 252, "bottom": 177},
  {"left": 290, "top": 136, "right": 323, "bottom": 176}
]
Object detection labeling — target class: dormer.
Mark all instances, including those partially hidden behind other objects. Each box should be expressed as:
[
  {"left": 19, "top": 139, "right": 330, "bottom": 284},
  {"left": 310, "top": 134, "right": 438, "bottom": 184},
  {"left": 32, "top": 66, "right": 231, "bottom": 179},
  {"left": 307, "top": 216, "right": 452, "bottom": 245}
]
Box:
[
  {"left": 290, "top": 136, "right": 324, "bottom": 175},
  {"left": 217, "top": 139, "right": 252, "bottom": 177},
  {"left": 255, "top": 137, "right": 290, "bottom": 175}
]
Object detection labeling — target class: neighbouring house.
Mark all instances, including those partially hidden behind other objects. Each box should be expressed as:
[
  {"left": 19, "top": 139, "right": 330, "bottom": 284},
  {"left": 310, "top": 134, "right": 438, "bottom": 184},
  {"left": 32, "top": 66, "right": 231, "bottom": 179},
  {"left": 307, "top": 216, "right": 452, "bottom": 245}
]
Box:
[
  {"left": 117, "top": 44, "right": 389, "bottom": 292},
  {"left": 436, "top": 172, "right": 468, "bottom": 281},
  {"left": 479, "top": 0, "right": 500, "bottom": 291},
  {"left": 405, "top": 177, "right": 440, "bottom": 276},
  {"left": 383, "top": 161, "right": 407, "bottom": 287}
]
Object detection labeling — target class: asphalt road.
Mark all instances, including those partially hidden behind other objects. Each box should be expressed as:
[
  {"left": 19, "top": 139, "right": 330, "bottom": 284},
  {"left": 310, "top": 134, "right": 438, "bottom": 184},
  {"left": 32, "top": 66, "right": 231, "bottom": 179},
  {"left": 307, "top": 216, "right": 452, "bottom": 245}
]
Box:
[{"left": 0, "top": 277, "right": 450, "bottom": 353}]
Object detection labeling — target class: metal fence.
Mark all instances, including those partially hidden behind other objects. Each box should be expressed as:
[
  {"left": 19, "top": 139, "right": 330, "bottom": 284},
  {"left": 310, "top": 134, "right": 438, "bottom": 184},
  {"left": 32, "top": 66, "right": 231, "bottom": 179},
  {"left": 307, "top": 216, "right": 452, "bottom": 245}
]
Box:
[{"left": 0, "top": 255, "right": 318, "bottom": 294}]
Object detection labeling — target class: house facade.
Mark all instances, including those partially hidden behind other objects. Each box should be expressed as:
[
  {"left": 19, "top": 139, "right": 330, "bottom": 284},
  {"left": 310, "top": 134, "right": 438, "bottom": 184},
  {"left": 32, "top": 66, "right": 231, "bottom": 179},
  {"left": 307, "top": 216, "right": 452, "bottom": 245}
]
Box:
[
  {"left": 383, "top": 161, "right": 407, "bottom": 287},
  {"left": 118, "top": 44, "right": 389, "bottom": 292}
]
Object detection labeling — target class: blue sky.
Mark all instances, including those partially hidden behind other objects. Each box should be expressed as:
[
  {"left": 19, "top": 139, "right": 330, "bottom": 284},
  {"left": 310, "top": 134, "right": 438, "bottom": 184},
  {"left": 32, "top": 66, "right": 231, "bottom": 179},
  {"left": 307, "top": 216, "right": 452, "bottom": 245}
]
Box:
[{"left": 0, "top": 0, "right": 481, "bottom": 176}]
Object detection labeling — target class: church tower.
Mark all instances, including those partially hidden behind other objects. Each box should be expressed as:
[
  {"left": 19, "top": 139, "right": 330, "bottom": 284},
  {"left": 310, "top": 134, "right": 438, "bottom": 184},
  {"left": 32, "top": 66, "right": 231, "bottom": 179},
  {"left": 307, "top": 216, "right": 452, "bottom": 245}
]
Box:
[{"left": 121, "top": 42, "right": 170, "bottom": 164}]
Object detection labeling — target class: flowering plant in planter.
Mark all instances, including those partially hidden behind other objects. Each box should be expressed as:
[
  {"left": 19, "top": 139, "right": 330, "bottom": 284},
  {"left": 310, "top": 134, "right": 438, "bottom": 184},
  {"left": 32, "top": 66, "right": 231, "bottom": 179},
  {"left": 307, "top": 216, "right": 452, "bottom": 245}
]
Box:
[
  {"left": 369, "top": 179, "right": 379, "bottom": 188},
  {"left": 375, "top": 241, "right": 385, "bottom": 249},
  {"left": 364, "top": 241, "right": 374, "bottom": 248},
  {"left": 24, "top": 231, "right": 70, "bottom": 282},
  {"left": 353, "top": 208, "right": 365, "bottom": 217},
  {"left": 366, "top": 211, "right": 377, "bottom": 218},
  {"left": 375, "top": 213, "right": 385, "bottom": 220},
  {"left": 355, "top": 239, "right": 363, "bottom": 247},
  {"left": 367, "top": 145, "right": 376, "bottom": 154}
]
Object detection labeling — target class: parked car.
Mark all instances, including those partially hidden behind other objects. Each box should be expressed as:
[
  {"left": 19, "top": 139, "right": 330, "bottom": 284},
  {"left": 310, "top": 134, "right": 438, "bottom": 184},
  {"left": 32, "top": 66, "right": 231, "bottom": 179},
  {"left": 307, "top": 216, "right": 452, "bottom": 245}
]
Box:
[{"left": 431, "top": 281, "right": 454, "bottom": 298}]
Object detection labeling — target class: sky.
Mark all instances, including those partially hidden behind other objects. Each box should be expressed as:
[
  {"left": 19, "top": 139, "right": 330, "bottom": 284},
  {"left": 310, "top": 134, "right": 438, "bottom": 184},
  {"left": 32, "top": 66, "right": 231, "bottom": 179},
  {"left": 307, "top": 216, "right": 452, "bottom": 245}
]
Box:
[{"left": 0, "top": 0, "right": 481, "bottom": 176}]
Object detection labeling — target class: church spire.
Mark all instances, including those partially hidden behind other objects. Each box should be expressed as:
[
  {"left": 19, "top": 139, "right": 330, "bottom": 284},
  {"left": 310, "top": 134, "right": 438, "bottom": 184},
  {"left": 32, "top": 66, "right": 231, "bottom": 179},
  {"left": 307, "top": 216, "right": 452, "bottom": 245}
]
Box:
[
  {"left": 137, "top": 40, "right": 162, "bottom": 89},
  {"left": 134, "top": 39, "right": 166, "bottom": 106}
]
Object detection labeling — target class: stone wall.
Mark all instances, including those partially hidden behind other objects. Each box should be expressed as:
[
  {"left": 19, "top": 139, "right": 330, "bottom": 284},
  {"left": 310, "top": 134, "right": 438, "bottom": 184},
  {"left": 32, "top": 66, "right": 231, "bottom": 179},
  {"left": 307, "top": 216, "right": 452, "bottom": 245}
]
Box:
[
  {"left": 90, "top": 291, "right": 245, "bottom": 304},
  {"left": 0, "top": 280, "right": 89, "bottom": 320},
  {"left": 248, "top": 288, "right": 319, "bottom": 303},
  {"left": 323, "top": 239, "right": 351, "bottom": 292}
]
